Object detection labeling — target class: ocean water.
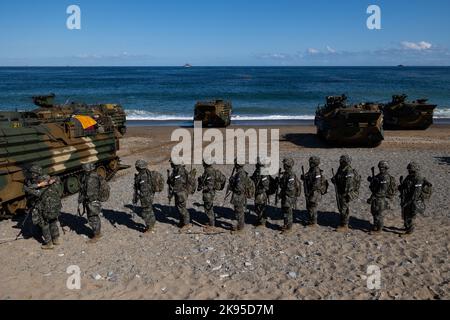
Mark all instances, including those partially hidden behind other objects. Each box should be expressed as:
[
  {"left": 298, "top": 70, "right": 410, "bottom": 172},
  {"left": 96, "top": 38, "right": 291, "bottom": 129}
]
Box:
[{"left": 0, "top": 67, "right": 449, "bottom": 120}]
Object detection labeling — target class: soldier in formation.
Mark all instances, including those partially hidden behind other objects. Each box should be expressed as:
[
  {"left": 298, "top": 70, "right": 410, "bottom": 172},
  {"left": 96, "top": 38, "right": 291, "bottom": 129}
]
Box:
[
  {"left": 398, "top": 162, "right": 433, "bottom": 235},
  {"left": 167, "top": 159, "right": 191, "bottom": 230},
  {"left": 367, "top": 161, "right": 397, "bottom": 234},
  {"left": 23, "top": 165, "right": 63, "bottom": 250},
  {"left": 133, "top": 160, "right": 157, "bottom": 233},
  {"left": 227, "top": 159, "right": 249, "bottom": 232},
  {"left": 301, "top": 156, "right": 328, "bottom": 227},
  {"left": 197, "top": 158, "right": 223, "bottom": 229},
  {"left": 20, "top": 157, "right": 433, "bottom": 247},
  {"left": 79, "top": 163, "right": 105, "bottom": 243},
  {"left": 331, "top": 155, "right": 360, "bottom": 232},
  {"left": 277, "top": 158, "right": 301, "bottom": 234},
  {"left": 251, "top": 157, "right": 271, "bottom": 228}
]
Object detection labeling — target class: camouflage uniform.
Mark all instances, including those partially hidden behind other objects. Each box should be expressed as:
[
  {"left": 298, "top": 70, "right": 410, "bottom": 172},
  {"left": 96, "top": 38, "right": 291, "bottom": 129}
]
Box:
[
  {"left": 301, "top": 156, "right": 324, "bottom": 226},
  {"left": 229, "top": 162, "right": 248, "bottom": 231},
  {"left": 398, "top": 162, "right": 432, "bottom": 234},
  {"left": 251, "top": 158, "right": 270, "bottom": 226},
  {"left": 279, "top": 158, "right": 300, "bottom": 232},
  {"left": 133, "top": 160, "right": 156, "bottom": 231},
  {"left": 367, "top": 161, "right": 397, "bottom": 232},
  {"left": 79, "top": 163, "right": 102, "bottom": 239},
  {"left": 332, "top": 155, "right": 359, "bottom": 229},
  {"left": 168, "top": 161, "right": 190, "bottom": 227},
  {"left": 198, "top": 161, "right": 219, "bottom": 227},
  {"left": 23, "top": 165, "right": 63, "bottom": 249}
]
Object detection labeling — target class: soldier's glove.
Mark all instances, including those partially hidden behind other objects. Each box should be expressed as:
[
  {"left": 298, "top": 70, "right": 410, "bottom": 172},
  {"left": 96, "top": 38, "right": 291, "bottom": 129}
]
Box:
[
  {"left": 367, "top": 176, "right": 373, "bottom": 182},
  {"left": 331, "top": 177, "right": 336, "bottom": 184},
  {"left": 367, "top": 198, "right": 372, "bottom": 204},
  {"left": 300, "top": 175, "right": 305, "bottom": 181}
]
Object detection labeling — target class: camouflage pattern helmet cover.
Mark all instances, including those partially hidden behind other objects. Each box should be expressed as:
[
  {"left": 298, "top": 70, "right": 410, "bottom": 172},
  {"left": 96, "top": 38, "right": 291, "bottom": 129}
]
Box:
[
  {"left": 378, "top": 161, "right": 389, "bottom": 170},
  {"left": 135, "top": 160, "right": 148, "bottom": 169},
  {"left": 83, "top": 163, "right": 96, "bottom": 172},
  {"left": 283, "top": 158, "right": 295, "bottom": 168},
  {"left": 29, "top": 165, "right": 43, "bottom": 175},
  {"left": 340, "top": 154, "right": 352, "bottom": 165},
  {"left": 407, "top": 162, "right": 420, "bottom": 172},
  {"left": 309, "top": 156, "right": 321, "bottom": 166}
]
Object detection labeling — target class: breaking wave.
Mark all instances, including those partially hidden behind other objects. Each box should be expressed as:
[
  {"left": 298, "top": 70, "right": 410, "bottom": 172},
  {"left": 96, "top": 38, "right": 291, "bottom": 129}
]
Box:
[
  {"left": 434, "top": 107, "right": 450, "bottom": 118},
  {"left": 125, "top": 109, "right": 315, "bottom": 121},
  {"left": 126, "top": 108, "right": 450, "bottom": 121}
]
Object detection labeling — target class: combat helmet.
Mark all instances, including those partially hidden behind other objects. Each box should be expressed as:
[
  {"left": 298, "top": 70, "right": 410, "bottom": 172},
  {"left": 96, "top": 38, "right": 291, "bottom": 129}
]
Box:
[
  {"left": 135, "top": 160, "right": 148, "bottom": 170},
  {"left": 283, "top": 158, "right": 295, "bottom": 168},
  {"left": 82, "top": 163, "right": 96, "bottom": 172},
  {"left": 29, "top": 165, "right": 43, "bottom": 176},
  {"left": 309, "top": 156, "right": 321, "bottom": 167},
  {"left": 378, "top": 161, "right": 389, "bottom": 170},
  {"left": 407, "top": 162, "right": 420, "bottom": 173},
  {"left": 340, "top": 154, "right": 352, "bottom": 165}
]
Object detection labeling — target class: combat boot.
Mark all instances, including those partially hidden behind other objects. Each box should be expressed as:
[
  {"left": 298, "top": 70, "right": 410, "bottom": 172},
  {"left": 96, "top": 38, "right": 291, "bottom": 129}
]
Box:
[
  {"left": 87, "top": 233, "right": 103, "bottom": 244},
  {"left": 336, "top": 225, "right": 349, "bottom": 233},
  {"left": 41, "top": 242, "right": 54, "bottom": 250},
  {"left": 179, "top": 224, "right": 192, "bottom": 232},
  {"left": 308, "top": 221, "right": 318, "bottom": 228},
  {"left": 52, "top": 238, "right": 61, "bottom": 246},
  {"left": 143, "top": 225, "right": 155, "bottom": 233},
  {"left": 255, "top": 220, "right": 266, "bottom": 228},
  {"left": 370, "top": 229, "right": 382, "bottom": 236},
  {"left": 281, "top": 226, "right": 293, "bottom": 234}
]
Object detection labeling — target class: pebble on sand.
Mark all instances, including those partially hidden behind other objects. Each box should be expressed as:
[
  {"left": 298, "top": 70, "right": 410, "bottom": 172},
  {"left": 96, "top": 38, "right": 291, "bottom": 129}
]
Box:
[
  {"left": 288, "top": 272, "right": 297, "bottom": 279},
  {"left": 92, "top": 274, "right": 102, "bottom": 281}
]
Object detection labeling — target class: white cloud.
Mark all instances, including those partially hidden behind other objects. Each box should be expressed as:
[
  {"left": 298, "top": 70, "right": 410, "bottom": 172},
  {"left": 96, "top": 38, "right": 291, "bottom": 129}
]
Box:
[
  {"left": 326, "top": 46, "right": 336, "bottom": 53},
  {"left": 401, "top": 41, "right": 432, "bottom": 51},
  {"left": 307, "top": 48, "right": 319, "bottom": 54}
]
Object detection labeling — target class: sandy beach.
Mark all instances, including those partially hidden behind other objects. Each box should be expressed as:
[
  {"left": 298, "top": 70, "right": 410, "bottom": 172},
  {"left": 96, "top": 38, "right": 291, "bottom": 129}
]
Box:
[{"left": 0, "top": 124, "right": 449, "bottom": 300}]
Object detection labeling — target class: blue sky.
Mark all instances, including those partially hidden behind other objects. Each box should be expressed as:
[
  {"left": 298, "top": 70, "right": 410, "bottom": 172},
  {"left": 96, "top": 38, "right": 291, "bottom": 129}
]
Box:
[{"left": 0, "top": 0, "right": 449, "bottom": 66}]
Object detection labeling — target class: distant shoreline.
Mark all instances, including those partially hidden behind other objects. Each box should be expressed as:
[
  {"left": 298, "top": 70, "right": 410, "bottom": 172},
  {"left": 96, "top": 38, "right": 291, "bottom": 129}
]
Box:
[{"left": 126, "top": 118, "right": 450, "bottom": 127}]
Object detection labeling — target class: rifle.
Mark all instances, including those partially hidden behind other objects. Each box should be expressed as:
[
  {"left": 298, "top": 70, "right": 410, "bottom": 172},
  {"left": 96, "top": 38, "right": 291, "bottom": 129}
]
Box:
[
  {"left": 331, "top": 168, "right": 342, "bottom": 213},
  {"left": 133, "top": 173, "right": 139, "bottom": 205},
  {"left": 301, "top": 166, "right": 309, "bottom": 203},
  {"left": 15, "top": 209, "right": 31, "bottom": 240},
  {"left": 399, "top": 176, "right": 405, "bottom": 219},
  {"left": 223, "top": 166, "right": 236, "bottom": 205},
  {"left": 167, "top": 169, "right": 173, "bottom": 205},
  {"left": 274, "top": 168, "right": 282, "bottom": 205},
  {"left": 367, "top": 166, "right": 376, "bottom": 204}
]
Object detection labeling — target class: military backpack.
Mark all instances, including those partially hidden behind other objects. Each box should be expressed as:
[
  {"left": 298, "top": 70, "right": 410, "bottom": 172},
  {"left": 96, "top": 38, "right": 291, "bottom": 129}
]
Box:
[
  {"left": 186, "top": 169, "right": 198, "bottom": 195},
  {"left": 147, "top": 170, "right": 164, "bottom": 193},
  {"left": 349, "top": 168, "right": 361, "bottom": 201},
  {"left": 244, "top": 175, "right": 256, "bottom": 199},
  {"left": 98, "top": 175, "right": 110, "bottom": 202},
  {"left": 214, "top": 169, "right": 227, "bottom": 191}
]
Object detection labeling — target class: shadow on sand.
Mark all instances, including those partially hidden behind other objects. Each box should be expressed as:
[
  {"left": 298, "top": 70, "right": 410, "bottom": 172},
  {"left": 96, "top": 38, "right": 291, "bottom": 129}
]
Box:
[{"left": 435, "top": 156, "right": 450, "bottom": 166}]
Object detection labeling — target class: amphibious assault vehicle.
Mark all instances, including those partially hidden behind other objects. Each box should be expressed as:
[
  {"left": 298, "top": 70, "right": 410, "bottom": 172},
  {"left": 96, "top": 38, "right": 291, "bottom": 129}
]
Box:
[
  {"left": 194, "top": 100, "right": 232, "bottom": 127},
  {"left": 381, "top": 94, "right": 437, "bottom": 130},
  {"left": 0, "top": 100, "right": 127, "bottom": 218},
  {"left": 315, "top": 95, "right": 384, "bottom": 147},
  {"left": 32, "top": 94, "right": 127, "bottom": 135}
]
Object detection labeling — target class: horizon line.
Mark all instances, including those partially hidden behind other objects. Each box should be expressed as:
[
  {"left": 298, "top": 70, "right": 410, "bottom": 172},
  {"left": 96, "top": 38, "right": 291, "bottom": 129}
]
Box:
[{"left": 1, "top": 65, "right": 450, "bottom": 68}]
